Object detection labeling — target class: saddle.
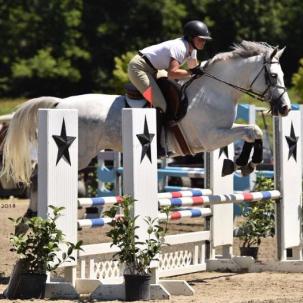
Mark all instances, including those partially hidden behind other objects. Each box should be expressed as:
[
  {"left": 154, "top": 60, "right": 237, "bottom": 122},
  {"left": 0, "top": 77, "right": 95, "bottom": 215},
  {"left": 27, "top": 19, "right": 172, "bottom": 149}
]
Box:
[
  {"left": 124, "top": 77, "right": 188, "bottom": 123},
  {"left": 124, "top": 78, "right": 191, "bottom": 155}
]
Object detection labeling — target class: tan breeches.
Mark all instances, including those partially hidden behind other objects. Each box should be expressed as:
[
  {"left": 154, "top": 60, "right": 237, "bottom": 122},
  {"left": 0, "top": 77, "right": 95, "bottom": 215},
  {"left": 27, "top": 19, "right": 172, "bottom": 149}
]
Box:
[{"left": 128, "top": 54, "right": 167, "bottom": 112}]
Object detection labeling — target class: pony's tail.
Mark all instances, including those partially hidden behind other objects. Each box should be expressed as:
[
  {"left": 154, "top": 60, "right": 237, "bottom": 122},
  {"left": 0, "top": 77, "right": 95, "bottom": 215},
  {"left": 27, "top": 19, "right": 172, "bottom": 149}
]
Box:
[{"left": 1, "top": 97, "right": 59, "bottom": 185}]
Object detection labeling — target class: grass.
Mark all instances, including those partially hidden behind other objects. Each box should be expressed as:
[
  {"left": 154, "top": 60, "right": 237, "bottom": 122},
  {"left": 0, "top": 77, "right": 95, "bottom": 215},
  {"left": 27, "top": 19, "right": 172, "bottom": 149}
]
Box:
[{"left": 0, "top": 98, "right": 26, "bottom": 116}]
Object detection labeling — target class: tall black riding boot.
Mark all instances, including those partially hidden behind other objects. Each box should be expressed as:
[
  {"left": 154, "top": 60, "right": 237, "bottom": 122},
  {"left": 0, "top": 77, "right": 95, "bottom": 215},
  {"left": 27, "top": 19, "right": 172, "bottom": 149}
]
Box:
[{"left": 156, "top": 109, "right": 166, "bottom": 158}]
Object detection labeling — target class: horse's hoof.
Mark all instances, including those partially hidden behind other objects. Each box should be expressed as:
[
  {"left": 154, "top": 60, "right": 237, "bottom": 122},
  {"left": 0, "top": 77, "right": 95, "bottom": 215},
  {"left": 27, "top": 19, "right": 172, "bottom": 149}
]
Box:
[
  {"left": 240, "top": 162, "right": 256, "bottom": 176},
  {"left": 222, "top": 159, "right": 236, "bottom": 177}
]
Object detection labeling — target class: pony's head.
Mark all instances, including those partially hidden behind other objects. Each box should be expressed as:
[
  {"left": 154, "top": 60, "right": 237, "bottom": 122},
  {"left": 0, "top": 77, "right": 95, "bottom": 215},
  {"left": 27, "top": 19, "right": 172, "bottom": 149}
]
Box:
[
  {"left": 208, "top": 41, "right": 291, "bottom": 116},
  {"left": 249, "top": 44, "right": 290, "bottom": 116}
]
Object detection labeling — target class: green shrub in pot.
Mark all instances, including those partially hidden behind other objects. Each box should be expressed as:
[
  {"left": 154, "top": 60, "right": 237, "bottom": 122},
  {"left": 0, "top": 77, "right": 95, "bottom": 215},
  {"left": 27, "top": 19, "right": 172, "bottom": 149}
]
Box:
[
  {"left": 5, "top": 205, "right": 82, "bottom": 299},
  {"left": 104, "top": 195, "right": 170, "bottom": 301},
  {"left": 238, "top": 176, "right": 275, "bottom": 259}
]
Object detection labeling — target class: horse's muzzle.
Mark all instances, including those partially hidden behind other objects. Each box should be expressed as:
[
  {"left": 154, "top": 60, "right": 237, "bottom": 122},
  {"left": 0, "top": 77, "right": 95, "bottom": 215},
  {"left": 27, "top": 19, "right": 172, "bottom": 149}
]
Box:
[
  {"left": 271, "top": 101, "right": 290, "bottom": 117},
  {"left": 279, "top": 105, "right": 291, "bottom": 116}
]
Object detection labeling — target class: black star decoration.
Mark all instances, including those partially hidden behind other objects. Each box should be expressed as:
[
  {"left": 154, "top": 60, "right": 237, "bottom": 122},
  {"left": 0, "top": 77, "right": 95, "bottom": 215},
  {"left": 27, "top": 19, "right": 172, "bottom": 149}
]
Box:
[
  {"left": 52, "top": 118, "right": 76, "bottom": 165},
  {"left": 285, "top": 122, "right": 299, "bottom": 161},
  {"left": 136, "top": 115, "right": 155, "bottom": 163},
  {"left": 219, "top": 146, "right": 229, "bottom": 159}
]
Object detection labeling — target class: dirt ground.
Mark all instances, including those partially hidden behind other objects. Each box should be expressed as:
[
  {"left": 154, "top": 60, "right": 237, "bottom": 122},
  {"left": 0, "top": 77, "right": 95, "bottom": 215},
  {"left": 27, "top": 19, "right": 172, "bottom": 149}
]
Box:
[{"left": 1, "top": 198, "right": 303, "bottom": 303}]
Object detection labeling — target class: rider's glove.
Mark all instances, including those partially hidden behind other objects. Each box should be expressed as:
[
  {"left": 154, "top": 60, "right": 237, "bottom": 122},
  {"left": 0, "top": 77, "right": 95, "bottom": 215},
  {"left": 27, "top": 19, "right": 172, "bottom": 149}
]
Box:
[{"left": 189, "top": 66, "right": 204, "bottom": 76}]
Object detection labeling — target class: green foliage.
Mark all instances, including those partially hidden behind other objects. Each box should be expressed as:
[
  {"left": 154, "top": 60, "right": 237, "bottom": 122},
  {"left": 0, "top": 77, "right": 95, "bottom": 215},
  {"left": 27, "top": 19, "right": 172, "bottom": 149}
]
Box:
[
  {"left": 12, "top": 48, "right": 81, "bottom": 81},
  {"left": 0, "top": 0, "right": 303, "bottom": 96},
  {"left": 9, "top": 206, "right": 83, "bottom": 274},
  {"left": 105, "top": 196, "right": 170, "bottom": 275},
  {"left": 0, "top": 0, "right": 89, "bottom": 96},
  {"left": 238, "top": 176, "right": 275, "bottom": 247},
  {"left": 111, "top": 51, "right": 136, "bottom": 94},
  {"left": 292, "top": 58, "right": 303, "bottom": 98}
]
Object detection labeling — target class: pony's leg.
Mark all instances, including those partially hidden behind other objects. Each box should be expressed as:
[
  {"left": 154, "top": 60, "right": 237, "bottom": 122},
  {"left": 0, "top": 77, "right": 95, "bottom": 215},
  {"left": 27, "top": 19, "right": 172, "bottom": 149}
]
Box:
[
  {"left": 236, "top": 142, "right": 254, "bottom": 166},
  {"left": 236, "top": 139, "right": 263, "bottom": 176},
  {"left": 205, "top": 123, "right": 263, "bottom": 150},
  {"left": 205, "top": 124, "right": 263, "bottom": 177},
  {"left": 15, "top": 165, "right": 38, "bottom": 235}
]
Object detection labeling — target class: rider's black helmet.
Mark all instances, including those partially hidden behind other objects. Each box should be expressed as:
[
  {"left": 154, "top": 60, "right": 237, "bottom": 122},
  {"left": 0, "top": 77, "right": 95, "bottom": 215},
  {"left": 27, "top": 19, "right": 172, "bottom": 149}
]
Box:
[{"left": 184, "top": 20, "right": 212, "bottom": 41}]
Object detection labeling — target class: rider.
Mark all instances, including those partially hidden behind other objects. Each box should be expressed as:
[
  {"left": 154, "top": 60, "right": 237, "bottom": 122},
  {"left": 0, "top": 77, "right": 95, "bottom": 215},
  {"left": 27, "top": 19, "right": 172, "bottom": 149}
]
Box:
[{"left": 127, "top": 20, "right": 212, "bottom": 156}]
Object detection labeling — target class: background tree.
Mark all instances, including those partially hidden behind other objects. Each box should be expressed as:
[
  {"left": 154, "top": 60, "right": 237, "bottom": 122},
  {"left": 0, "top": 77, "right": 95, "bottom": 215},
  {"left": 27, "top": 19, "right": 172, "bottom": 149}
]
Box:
[
  {"left": 291, "top": 59, "right": 303, "bottom": 100},
  {"left": 82, "top": 0, "right": 186, "bottom": 93},
  {"left": 0, "top": 0, "right": 89, "bottom": 97},
  {"left": 0, "top": 0, "right": 303, "bottom": 98}
]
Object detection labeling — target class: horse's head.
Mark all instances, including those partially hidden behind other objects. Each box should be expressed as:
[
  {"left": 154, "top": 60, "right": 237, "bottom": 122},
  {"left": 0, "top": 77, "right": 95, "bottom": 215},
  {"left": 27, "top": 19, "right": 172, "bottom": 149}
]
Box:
[
  {"left": 188, "top": 41, "right": 291, "bottom": 117},
  {"left": 249, "top": 46, "right": 291, "bottom": 116}
]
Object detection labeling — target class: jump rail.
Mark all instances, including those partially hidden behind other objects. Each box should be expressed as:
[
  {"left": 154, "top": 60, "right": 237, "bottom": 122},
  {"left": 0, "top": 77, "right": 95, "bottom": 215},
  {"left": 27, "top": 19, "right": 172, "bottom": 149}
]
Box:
[{"left": 37, "top": 107, "right": 302, "bottom": 300}]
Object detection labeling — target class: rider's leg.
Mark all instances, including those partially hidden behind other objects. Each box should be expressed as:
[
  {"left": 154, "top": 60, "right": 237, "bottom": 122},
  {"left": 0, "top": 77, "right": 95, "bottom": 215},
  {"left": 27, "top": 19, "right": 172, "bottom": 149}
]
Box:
[
  {"left": 128, "top": 55, "right": 167, "bottom": 156},
  {"left": 156, "top": 108, "right": 166, "bottom": 157},
  {"left": 128, "top": 55, "right": 167, "bottom": 111}
]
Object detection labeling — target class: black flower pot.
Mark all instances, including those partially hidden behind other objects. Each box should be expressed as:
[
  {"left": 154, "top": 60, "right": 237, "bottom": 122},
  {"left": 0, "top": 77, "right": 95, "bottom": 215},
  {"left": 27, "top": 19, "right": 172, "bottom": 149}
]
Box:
[
  {"left": 124, "top": 274, "right": 151, "bottom": 301},
  {"left": 240, "top": 246, "right": 259, "bottom": 260},
  {"left": 5, "top": 271, "right": 47, "bottom": 299}
]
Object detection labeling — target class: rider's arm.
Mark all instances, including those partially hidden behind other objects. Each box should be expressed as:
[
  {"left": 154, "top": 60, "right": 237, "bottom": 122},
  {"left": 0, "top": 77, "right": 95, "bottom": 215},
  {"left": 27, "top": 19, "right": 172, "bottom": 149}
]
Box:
[
  {"left": 187, "top": 49, "right": 198, "bottom": 69},
  {"left": 167, "top": 58, "right": 192, "bottom": 80}
]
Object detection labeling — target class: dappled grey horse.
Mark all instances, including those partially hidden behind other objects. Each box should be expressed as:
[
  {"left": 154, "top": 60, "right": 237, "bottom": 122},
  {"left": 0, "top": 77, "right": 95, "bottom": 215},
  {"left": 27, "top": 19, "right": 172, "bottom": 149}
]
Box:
[{"left": 1, "top": 41, "right": 291, "bottom": 228}]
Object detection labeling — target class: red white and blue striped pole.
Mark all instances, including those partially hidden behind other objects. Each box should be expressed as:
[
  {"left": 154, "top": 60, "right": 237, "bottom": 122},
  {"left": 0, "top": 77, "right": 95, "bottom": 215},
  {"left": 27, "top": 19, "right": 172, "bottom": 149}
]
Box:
[
  {"left": 158, "top": 190, "right": 281, "bottom": 207},
  {"left": 78, "top": 189, "right": 213, "bottom": 207}
]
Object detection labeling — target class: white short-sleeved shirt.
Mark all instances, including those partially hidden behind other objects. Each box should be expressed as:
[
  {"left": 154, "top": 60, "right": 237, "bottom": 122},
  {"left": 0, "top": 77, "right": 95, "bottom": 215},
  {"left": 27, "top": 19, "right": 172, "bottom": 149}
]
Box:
[{"left": 140, "top": 38, "right": 194, "bottom": 70}]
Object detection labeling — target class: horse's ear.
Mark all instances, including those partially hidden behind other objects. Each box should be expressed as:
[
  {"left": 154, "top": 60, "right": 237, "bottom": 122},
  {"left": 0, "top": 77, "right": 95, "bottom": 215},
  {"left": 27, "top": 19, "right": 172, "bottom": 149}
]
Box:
[
  {"left": 276, "top": 47, "right": 286, "bottom": 59},
  {"left": 269, "top": 47, "right": 279, "bottom": 60}
]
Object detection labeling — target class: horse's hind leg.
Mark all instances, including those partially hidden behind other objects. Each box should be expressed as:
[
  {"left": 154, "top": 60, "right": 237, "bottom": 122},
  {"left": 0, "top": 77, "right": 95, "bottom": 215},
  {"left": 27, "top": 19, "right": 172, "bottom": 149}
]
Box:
[{"left": 15, "top": 165, "right": 38, "bottom": 235}]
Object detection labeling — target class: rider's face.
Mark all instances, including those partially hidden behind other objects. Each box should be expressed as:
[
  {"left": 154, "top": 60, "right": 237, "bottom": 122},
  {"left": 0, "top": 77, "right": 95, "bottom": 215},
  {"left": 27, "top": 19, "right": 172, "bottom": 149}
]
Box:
[{"left": 193, "top": 37, "right": 206, "bottom": 50}]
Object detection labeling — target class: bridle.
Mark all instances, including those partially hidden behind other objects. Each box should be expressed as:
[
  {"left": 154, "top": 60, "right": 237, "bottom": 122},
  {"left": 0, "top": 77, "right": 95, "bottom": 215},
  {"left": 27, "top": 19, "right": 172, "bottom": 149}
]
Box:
[
  {"left": 184, "top": 54, "right": 287, "bottom": 104},
  {"left": 248, "top": 57, "right": 287, "bottom": 103}
]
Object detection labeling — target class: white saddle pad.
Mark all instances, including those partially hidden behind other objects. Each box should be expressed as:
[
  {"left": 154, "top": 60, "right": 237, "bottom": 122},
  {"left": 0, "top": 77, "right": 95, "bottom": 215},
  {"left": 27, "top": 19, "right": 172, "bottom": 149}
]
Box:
[{"left": 125, "top": 96, "right": 147, "bottom": 108}]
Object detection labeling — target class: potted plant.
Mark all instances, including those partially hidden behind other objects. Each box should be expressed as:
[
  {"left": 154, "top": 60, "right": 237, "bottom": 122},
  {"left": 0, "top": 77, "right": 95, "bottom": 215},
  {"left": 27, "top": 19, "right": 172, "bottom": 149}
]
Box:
[
  {"left": 5, "top": 205, "right": 82, "bottom": 299},
  {"left": 238, "top": 176, "right": 275, "bottom": 259},
  {"left": 104, "top": 195, "right": 169, "bottom": 301}
]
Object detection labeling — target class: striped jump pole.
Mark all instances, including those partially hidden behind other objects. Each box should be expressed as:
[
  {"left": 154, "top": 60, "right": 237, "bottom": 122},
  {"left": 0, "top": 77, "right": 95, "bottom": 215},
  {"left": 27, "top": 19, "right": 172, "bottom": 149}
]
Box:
[
  {"left": 158, "top": 190, "right": 281, "bottom": 208},
  {"left": 78, "top": 207, "right": 213, "bottom": 229},
  {"left": 78, "top": 189, "right": 213, "bottom": 207},
  {"left": 78, "top": 217, "right": 113, "bottom": 229},
  {"left": 158, "top": 208, "right": 212, "bottom": 221}
]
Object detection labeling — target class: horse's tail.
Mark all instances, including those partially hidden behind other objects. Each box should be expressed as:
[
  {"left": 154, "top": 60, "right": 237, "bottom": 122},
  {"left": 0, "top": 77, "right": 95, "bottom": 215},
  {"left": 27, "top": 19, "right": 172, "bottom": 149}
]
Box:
[{"left": 1, "top": 97, "right": 60, "bottom": 185}]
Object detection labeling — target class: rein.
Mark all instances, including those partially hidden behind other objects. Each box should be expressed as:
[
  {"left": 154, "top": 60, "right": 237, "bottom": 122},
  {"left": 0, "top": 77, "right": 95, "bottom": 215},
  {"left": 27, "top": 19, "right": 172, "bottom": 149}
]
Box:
[{"left": 182, "top": 57, "right": 287, "bottom": 103}]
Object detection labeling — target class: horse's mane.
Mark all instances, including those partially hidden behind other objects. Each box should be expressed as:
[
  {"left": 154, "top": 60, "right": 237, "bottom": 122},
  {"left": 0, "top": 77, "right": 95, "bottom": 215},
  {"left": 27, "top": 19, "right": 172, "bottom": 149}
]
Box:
[{"left": 208, "top": 41, "right": 274, "bottom": 65}]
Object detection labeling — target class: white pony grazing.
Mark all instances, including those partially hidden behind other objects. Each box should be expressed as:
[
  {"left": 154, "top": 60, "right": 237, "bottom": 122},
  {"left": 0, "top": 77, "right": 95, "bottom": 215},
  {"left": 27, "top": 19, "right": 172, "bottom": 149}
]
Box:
[{"left": 1, "top": 41, "right": 291, "bottom": 219}]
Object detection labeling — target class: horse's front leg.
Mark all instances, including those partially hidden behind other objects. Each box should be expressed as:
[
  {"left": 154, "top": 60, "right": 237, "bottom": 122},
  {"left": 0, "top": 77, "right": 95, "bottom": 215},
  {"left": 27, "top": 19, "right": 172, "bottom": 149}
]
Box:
[
  {"left": 236, "top": 139, "right": 263, "bottom": 176},
  {"left": 231, "top": 123, "right": 264, "bottom": 176},
  {"left": 206, "top": 123, "right": 263, "bottom": 149},
  {"left": 206, "top": 124, "right": 263, "bottom": 176},
  {"left": 15, "top": 165, "right": 38, "bottom": 235}
]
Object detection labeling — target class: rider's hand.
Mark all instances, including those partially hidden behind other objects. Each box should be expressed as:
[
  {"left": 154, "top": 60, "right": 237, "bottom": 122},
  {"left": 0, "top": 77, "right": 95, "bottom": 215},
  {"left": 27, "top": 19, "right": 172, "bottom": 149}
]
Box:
[{"left": 189, "top": 65, "right": 204, "bottom": 76}]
